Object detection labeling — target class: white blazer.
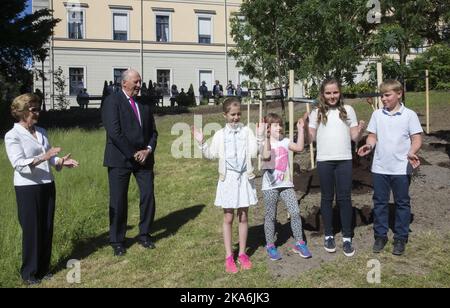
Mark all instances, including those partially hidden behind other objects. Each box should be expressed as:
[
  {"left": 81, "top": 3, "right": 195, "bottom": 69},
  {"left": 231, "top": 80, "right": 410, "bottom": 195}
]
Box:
[{"left": 5, "top": 123, "right": 61, "bottom": 186}]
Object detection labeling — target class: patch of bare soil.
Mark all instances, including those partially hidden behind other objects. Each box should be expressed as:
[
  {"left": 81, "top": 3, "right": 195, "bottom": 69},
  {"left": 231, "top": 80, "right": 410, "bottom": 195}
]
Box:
[{"left": 250, "top": 104, "right": 450, "bottom": 280}]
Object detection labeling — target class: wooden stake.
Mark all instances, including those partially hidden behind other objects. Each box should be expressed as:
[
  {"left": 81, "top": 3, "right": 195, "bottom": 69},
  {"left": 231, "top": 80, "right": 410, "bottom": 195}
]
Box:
[
  {"left": 258, "top": 98, "right": 263, "bottom": 170},
  {"left": 426, "top": 69, "right": 430, "bottom": 134},
  {"left": 289, "top": 70, "right": 295, "bottom": 178},
  {"left": 306, "top": 101, "right": 315, "bottom": 169},
  {"left": 247, "top": 100, "right": 250, "bottom": 127},
  {"left": 377, "top": 62, "right": 383, "bottom": 109}
]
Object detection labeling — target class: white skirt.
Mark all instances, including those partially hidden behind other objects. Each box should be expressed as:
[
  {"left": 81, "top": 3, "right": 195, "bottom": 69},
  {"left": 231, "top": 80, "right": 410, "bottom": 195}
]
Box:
[{"left": 214, "top": 170, "right": 258, "bottom": 209}]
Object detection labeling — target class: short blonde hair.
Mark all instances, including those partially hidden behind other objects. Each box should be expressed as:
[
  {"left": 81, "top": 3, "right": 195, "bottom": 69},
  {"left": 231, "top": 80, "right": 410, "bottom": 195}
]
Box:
[
  {"left": 10, "top": 93, "right": 41, "bottom": 121},
  {"left": 380, "top": 80, "right": 403, "bottom": 94},
  {"left": 222, "top": 97, "right": 240, "bottom": 113}
]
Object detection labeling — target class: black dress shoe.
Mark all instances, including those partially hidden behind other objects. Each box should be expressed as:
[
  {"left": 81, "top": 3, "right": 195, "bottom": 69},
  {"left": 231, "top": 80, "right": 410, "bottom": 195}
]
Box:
[
  {"left": 138, "top": 239, "right": 156, "bottom": 249},
  {"left": 42, "top": 273, "right": 53, "bottom": 280},
  {"left": 112, "top": 245, "right": 127, "bottom": 256},
  {"left": 23, "top": 277, "right": 41, "bottom": 285}
]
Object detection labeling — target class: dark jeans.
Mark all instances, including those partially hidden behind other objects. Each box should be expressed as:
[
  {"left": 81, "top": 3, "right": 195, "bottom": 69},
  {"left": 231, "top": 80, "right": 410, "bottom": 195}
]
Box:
[
  {"left": 317, "top": 160, "right": 353, "bottom": 238},
  {"left": 15, "top": 183, "right": 56, "bottom": 280},
  {"left": 372, "top": 173, "right": 411, "bottom": 241}
]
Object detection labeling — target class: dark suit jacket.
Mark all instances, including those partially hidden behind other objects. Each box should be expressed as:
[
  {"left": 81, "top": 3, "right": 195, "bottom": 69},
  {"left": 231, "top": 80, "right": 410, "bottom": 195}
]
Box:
[{"left": 102, "top": 91, "right": 158, "bottom": 169}]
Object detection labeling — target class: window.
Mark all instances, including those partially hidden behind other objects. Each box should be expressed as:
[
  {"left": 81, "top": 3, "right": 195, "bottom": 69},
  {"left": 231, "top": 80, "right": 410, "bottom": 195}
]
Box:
[
  {"left": 156, "top": 15, "right": 170, "bottom": 42},
  {"left": 69, "top": 68, "right": 84, "bottom": 96},
  {"left": 237, "top": 15, "right": 250, "bottom": 41},
  {"left": 113, "top": 13, "right": 128, "bottom": 41},
  {"left": 389, "top": 47, "right": 398, "bottom": 53},
  {"left": 156, "top": 70, "right": 171, "bottom": 96},
  {"left": 68, "top": 10, "right": 84, "bottom": 39},
  {"left": 199, "top": 70, "right": 213, "bottom": 91},
  {"left": 114, "top": 68, "right": 127, "bottom": 85},
  {"left": 238, "top": 72, "right": 249, "bottom": 90},
  {"left": 198, "top": 17, "right": 212, "bottom": 44}
]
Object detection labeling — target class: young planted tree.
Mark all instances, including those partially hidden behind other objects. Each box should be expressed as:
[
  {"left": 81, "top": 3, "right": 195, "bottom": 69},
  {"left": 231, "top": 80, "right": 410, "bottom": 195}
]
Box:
[
  {"left": 54, "top": 66, "right": 69, "bottom": 110},
  {"left": 230, "top": 0, "right": 299, "bottom": 120}
]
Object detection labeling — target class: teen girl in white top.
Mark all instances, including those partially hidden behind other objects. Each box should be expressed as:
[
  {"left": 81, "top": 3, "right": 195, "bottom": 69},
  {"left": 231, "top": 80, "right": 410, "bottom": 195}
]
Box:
[{"left": 307, "top": 78, "right": 365, "bottom": 257}]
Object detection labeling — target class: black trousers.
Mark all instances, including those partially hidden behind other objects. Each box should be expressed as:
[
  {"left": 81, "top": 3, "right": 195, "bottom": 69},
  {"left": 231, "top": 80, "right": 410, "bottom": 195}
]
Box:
[
  {"left": 108, "top": 167, "right": 155, "bottom": 245},
  {"left": 15, "top": 182, "right": 56, "bottom": 280},
  {"left": 317, "top": 160, "right": 354, "bottom": 238}
]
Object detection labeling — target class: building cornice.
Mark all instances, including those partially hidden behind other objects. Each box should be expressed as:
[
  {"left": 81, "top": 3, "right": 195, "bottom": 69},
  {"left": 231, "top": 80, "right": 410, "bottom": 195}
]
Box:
[
  {"left": 152, "top": 7, "right": 175, "bottom": 12},
  {"left": 63, "top": 2, "right": 89, "bottom": 8},
  {"left": 108, "top": 5, "right": 133, "bottom": 10},
  {"left": 53, "top": 46, "right": 234, "bottom": 56},
  {"left": 194, "top": 9, "right": 216, "bottom": 15},
  {"left": 53, "top": 37, "right": 236, "bottom": 47}
]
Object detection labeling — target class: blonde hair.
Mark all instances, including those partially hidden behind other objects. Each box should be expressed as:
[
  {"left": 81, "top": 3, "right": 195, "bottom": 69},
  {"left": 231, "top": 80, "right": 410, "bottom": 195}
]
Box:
[
  {"left": 317, "top": 78, "right": 347, "bottom": 125},
  {"left": 380, "top": 80, "right": 403, "bottom": 94},
  {"left": 222, "top": 97, "right": 241, "bottom": 113},
  {"left": 10, "top": 93, "right": 41, "bottom": 121}
]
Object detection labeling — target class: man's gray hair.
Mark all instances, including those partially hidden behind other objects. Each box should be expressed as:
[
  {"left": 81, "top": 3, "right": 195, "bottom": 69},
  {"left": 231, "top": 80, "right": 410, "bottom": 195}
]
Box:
[{"left": 121, "top": 69, "right": 140, "bottom": 82}]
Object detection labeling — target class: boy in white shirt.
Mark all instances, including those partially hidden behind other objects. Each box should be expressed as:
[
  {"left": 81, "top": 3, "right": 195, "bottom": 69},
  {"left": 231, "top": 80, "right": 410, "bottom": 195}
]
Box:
[{"left": 358, "top": 80, "right": 423, "bottom": 256}]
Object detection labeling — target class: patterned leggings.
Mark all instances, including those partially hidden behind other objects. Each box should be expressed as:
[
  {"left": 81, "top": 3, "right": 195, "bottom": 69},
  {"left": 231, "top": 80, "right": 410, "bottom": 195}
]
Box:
[{"left": 263, "top": 188, "right": 304, "bottom": 244}]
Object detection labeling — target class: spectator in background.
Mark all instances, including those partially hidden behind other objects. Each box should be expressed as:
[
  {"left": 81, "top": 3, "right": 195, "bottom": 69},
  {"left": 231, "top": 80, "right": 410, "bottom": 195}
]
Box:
[
  {"left": 199, "top": 81, "right": 209, "bottom": 105},
  {"left": 213, "top": 80, "right": 223, "bottom": 105},
  {"left": 77, "top": 89, "right": 89, "bottom": 109},
  {"left": 236, "top": 84, "right": 243, "bottom": 99},
  {"left": 170, "top": 84, "right": 179, "bottom": 107},
  {"left": 226, "top": 80, "right": 236, "bottom": 96}
]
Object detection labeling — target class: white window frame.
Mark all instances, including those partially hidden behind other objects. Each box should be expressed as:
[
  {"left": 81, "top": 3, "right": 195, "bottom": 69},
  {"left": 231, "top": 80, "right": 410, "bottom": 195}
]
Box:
[
  {"left": 155, "top": 68, "right": 173, "bottom": 97},
  {"left": 111, "top": 10, "right": 130, "bottom": 41},
  {"left": 112, "top": 67, "right": 129, "bottom": 86},
  {"left": 196, "top": 14, "right": 214, "bottom": 44},
  {"left": 196, "top": 68, "right": 215, "bottom": 90},
  {"left": 154, "top": 12, "right": 172, "bottom": 43},
  {"left": 68, "top": 66, "right": 87, "bottom": 96},
  {"left": 66, "top": 8, "right": 86, "bottom": 39}
]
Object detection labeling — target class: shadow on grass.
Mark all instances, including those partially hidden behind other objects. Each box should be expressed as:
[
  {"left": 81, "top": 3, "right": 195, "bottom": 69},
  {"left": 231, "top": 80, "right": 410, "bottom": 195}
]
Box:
[
  {"left": 52, "top": 204, "right": 205, "bottom": 274},
  {"left": 151, "top": 204, "right": 205, "bottom": 241},
  {"left": 247, "top": 204, "right": 414, "bottom": 256}
]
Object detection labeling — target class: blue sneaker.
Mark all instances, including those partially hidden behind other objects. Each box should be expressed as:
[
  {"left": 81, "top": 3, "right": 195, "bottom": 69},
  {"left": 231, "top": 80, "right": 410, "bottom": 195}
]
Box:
[
  {"left": 293, "top": 242, "right": 312, "bottom": 259},
  {"left": 266, "top": 245, "right": 282, "bottom": 261}
]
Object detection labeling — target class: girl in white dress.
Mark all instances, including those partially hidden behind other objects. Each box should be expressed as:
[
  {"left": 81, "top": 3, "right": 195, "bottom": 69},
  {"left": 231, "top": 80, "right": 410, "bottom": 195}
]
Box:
[{"left": 192, "top": 97, "right": 265, "bottom": 273}]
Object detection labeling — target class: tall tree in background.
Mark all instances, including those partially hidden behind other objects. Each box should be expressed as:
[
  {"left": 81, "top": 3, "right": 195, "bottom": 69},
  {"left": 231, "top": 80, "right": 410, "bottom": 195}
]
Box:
[
  {"left": 291, "top": 0, "right": 374, "bottom": 84},
  {"left": 369, "top": 0, "right": 449, "bottom": 99},
  {"left": 0, "top": 0, "right": 59, "bottom": 133},
  {"left": 0, "top": 0, "right": 59, "bottom": 79},
  {"left": 230, "top": 0, "right": 299, "bottom": 120},
  {"left": 230, "top": 0, "right": 376, "bottom": 112}
]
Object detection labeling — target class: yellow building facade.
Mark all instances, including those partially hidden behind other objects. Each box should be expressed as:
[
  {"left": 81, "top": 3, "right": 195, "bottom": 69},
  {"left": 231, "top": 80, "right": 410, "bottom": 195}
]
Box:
[{"left": 33, "top": 0, "right": 244, "bottom": 107}]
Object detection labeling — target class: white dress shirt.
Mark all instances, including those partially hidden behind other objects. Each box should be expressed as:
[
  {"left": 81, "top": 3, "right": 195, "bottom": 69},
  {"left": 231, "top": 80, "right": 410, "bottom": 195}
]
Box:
[{"left": 5, "top": 123, "right": 61, "bottom": 186}]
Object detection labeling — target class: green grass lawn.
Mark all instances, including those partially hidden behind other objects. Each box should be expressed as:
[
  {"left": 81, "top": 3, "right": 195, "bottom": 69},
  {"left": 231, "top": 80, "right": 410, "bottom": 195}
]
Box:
[{"left": 0, "top": 91, "right": 449, "bottom": 288}]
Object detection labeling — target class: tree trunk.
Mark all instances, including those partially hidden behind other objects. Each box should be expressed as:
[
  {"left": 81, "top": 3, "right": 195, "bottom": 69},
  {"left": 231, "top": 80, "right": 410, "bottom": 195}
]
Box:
[
  {"left": 399, "top": 44, "right": 408, "bottom": 105},
  {"left": 261, "top": 64, "right": 268, "bottom": 117},
  {"left": 274, "top": 31, "right": 286, "bottom": 123},
  {"left": 41, "top": 60, "right": 46, "bottom": 111}
]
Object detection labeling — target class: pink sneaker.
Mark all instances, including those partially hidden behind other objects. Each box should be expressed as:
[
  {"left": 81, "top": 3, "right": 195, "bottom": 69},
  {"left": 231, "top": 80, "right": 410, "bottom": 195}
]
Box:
[
  {"left": 225, "top": 255, "right": 238, "bottom": 274},
  {"left": 238, "top": 253, "right": 252, "bottom": 270}
]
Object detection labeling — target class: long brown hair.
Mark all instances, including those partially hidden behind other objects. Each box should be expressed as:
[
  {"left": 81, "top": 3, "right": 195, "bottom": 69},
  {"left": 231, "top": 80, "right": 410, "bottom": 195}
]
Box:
[{"left": 317, "top": 78, "right": 348, "bottom": 125}]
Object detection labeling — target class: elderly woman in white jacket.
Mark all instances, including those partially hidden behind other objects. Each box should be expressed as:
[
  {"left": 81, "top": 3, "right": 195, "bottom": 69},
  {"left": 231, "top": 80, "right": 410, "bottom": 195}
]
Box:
[{"left": 4, "top": 93, "right": 78, "bottom": 285}]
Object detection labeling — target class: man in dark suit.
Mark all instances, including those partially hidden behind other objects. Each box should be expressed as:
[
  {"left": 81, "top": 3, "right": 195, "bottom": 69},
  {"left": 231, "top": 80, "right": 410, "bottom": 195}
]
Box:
[{"left": 102, "top": 69, "right": 158, "bottom": 256}]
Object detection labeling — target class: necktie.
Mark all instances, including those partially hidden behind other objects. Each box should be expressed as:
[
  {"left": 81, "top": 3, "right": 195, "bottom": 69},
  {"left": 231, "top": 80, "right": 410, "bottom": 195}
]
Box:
[{"left": 129, "top": 97, "right": 140, "bottom": 124}]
